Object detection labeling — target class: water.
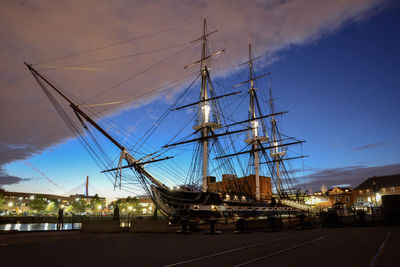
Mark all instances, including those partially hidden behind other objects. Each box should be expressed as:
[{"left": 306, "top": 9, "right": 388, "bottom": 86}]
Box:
[{"left": 0, "top": 223, "right": 81, "bottom": 231}]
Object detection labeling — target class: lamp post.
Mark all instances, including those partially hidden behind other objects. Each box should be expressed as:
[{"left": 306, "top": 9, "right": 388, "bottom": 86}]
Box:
[
  {"left": 372, "top": 177, "right": 380, "bottom": 222},
  {"left": 372, "top": 177, "right": 380, "bottom": 206}
]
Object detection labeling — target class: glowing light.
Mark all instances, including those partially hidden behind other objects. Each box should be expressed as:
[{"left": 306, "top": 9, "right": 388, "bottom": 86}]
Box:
[
  {"left": 252, "top": 120, "right": 258, "bottom": 136},
  {"left": 8, "top": 202, "right": 13, "bottom": 207},
  {"left": 97, "top": 205, "right": 102, "bottom": 210},
  {"left": 128, "top": 206, "right": 133, "bottom": 211},
  {"left": 142, "top": 208, "right": 147, "bottom": 214},
  {"left": 203, "top": 103, "right": 210, "bottom": 123}
]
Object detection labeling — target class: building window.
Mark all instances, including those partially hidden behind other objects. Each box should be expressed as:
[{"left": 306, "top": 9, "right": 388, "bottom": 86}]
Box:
[
  {"left": 382, "top": 188, "right": 386, "bottom": 193},
  {"left": 367, "top": 189, "right": 370, "bottom": 194},
  {"left": 334, "top": 197, "right": 339, "bottom": 203},
  {"left": 368, "top": 197, "right": 371, "bottom": 202},
  {"left": 391, "top": 187, "right": 395, "bottom": 193},
  {"left": 345, "top": 196, "right": 350, "bottom": 202},
  {"left": 359, "top": 190, "right": 363, "bottom": 195}
]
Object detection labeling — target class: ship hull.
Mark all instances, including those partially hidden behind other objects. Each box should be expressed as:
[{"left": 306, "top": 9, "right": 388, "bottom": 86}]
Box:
[{"left": 151, "top": 185, "right": 295, "bottom": 220}]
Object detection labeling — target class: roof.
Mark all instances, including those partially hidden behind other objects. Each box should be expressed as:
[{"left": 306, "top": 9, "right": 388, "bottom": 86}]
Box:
[
  {"left": 327, "top": 187, "right": 353, "bottom": 195},
  {"left": 0, "top": 190, "right": 71, "bottom": 201},
  {"left": 356, "top": 174, "right": 400, "bottom": 190}
]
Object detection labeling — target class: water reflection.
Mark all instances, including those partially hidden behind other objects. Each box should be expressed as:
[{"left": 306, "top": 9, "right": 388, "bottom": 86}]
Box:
[{"left": 0, "top": 223, "right": 81, "bottom": 231}]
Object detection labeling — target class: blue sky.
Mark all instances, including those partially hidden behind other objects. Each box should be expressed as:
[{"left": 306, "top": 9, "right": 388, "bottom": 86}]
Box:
[{"left": 1, "top": 1, "right": 400, "bottom": 199}]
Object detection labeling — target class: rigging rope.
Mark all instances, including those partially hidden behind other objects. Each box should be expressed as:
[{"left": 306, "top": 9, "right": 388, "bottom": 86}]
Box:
[
  {"left": 81, "top": 43, "right": 197, "bottom": 105},
  {"left": 32, "top": 19, "right": 202, "bottom": 66}
]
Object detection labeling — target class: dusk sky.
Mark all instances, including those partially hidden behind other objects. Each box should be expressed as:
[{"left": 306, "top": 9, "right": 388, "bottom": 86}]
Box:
[{"left": 1, "top": 0, "right": 399, "bottom": 200}]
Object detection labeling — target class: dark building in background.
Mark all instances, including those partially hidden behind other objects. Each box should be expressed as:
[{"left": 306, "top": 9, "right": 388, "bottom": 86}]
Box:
[{"left": 354, "top": 174, "right": 400, "bottom": 206}]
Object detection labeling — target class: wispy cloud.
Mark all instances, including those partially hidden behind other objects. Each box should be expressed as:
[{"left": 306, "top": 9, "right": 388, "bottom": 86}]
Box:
[
  {"left": 352, "top": 142, "right": 386, "bottom": 151},
  {"left": 0, "top": 166, "right": 29, "bottom": 188}
]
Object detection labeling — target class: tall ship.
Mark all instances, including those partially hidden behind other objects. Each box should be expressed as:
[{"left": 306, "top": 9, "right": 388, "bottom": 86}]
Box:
[{"left": 25, "top": 19, "right": 311, "bottom": 220}]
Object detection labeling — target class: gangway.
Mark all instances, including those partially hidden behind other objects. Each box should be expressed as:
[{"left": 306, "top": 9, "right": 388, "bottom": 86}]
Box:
[{"left": 281, "top": 199, "right": 318, "bottom": 213}]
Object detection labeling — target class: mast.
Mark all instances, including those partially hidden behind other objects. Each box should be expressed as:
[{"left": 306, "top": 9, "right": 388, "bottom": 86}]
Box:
[
  {"left": 248, "top": 44, "right": 260, "bottom": 200},
  {"left": 200, "top": 19, "right": 209, "bottom": 191},
  {"left": 268, "top": 80, "right": 285, "bottom": 196},
  {"left": 242, "top": 44, "right": 269, "bottom": 201},
  {"left": 190, "top": 18, "right": 221, "bottom": 191}
]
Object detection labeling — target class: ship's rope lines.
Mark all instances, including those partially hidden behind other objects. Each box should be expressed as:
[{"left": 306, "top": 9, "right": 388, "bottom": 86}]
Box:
[
  {"left": 187, "top": 141, "right": 202, "bottom": 186},
  {"left": 275, "top": 124, "right": 299, "bottom": 195},
  {"left": 80, "top": 73, "right": 199, "bottom": 158},
  {"left": 79, "top": 74, "right": 199, "bottom": 166},
  {"left": 32, "top": 66, "right": 195, "bottom": 191},
  {"left": 213, "top": 135, "right": 241, "bottom": 178},
  {"left": 208, "top": 131, "right": 237, "bottom": 177},
  {"left": 42, "top": 69, "right": 197, "bottom": 182},
  {"left": 32, "top": 19, "right": 202, "bottom": 66},
  {"left": 32, "top": 72, "right": 124, "bottom": 191},
  {"left": 205, "top": 56, "right": 248, "bottom": 177},
  {"left": 85, "top": 73, "right": 197, "bottom": 109},
  {"left": 36, "top": 42, "right": 191, "bottom": 71},
  {"left": 131, "top": 72, "right": 201, "bottom": 156},
  {"left": 81, "top": 42, "right": 197, "bottom": 105},
  {"left": 211, "top": 144, "right": 252, "bottom": 198},
  {"left": 33, "top": 71, "right": 175, "bottom": 192},
  {"left": 212, "top": 39, "right": 249, "bottom": 46}
]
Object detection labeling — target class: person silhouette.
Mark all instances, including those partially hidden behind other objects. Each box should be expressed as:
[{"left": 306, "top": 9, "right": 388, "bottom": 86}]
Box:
[
  {"left": 113, "top": 205, "right": 120, "bottom": 222},
  {"left": 57, "top": 208, "right": 64, "bottom": 230}
]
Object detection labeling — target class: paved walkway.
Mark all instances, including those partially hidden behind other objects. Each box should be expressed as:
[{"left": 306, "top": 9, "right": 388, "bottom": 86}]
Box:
[{"left": 0, "top": 226, "right": 398, "bottom": 266}]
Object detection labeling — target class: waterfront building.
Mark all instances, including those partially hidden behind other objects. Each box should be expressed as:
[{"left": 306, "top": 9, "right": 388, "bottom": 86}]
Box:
[
  {"left": 354, "top": 174, "right": 400, "bottom": 207},
  {"left": 307, "top": 187, "right": 354, "bottom": 209}
]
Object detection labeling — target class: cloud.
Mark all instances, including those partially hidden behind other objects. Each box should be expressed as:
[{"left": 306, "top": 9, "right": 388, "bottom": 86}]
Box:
[
  {"left": 0, "top": 166, "right": 29, "bottom": 188},
  {"left": 352, "top": 142, "right": 386, "bottom": 151},
  {"left": 300, "top": 163, "right": 400, "bottom": 191},
  {"left": 0, "top": 0, "right": 386, "bottom": 166}
]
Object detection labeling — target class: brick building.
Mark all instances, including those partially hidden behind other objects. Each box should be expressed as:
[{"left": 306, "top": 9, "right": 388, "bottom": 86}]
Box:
[
  {"left": 310, "top": 187, "right": 354, "bottom": 208},
  {"left": 207, "top": 174, "right": 272, "bottom": 201}
]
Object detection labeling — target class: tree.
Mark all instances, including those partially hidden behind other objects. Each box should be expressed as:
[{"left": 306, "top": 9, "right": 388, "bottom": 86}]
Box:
[
  {"left": 0, "top": 194, "right": 5, "bottom": 211},
  {"left": 120, "top": 196, "right": 139, "bottom": 214},
  {"left": 71, "top": 198, "right": 87, "bottom": 213},
  {"left": 46, "top": 200, "right": 59, "bottom": 213},
  {"left": 89, "top": 194, "right": 103, "bottom": 213},
  {"left": 29, "top": 197, "right": 47, "bottom": 213}
]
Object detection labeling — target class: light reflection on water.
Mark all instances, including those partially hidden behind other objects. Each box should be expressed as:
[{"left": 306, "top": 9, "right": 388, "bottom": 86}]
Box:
[{"left": 0, "top": 223, "right": 81, "bottom": 231}]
